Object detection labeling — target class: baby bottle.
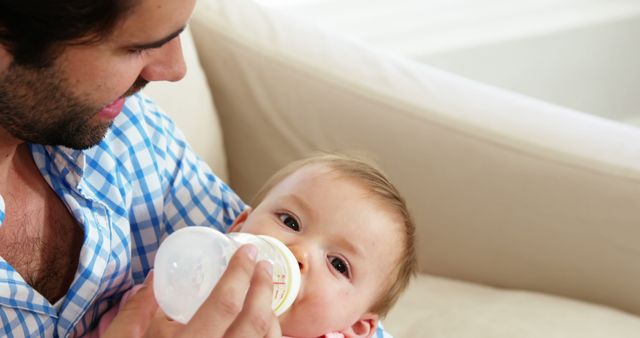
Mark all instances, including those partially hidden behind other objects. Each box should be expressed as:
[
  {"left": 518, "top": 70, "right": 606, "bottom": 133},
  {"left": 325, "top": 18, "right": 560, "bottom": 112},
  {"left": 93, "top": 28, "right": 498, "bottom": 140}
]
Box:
[{"left": 153, "top": 226, "right": 301, "bottom": 324}]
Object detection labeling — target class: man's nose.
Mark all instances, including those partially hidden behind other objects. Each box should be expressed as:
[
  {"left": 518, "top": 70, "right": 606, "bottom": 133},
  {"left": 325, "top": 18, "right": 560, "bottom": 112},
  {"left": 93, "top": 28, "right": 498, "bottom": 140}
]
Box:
[{"left": 140, "top": 37, "right": 187, "bottom": 82}]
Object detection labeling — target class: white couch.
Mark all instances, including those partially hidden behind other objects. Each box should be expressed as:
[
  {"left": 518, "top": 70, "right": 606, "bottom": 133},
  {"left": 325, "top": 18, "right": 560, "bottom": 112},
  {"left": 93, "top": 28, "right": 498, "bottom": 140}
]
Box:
[{"left": 144, "top": 0, "right": 640, "bottom": 337}]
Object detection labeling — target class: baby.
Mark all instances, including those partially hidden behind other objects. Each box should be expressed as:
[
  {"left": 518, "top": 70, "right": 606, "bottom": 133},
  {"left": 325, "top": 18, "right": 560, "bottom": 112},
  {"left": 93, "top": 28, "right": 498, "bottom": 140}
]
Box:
[
  {"left": 232, "top": 154, "right": 417, "bottom": 338},
  {"left": 90, "top": 154, "right": 417, "bottom": 338}
]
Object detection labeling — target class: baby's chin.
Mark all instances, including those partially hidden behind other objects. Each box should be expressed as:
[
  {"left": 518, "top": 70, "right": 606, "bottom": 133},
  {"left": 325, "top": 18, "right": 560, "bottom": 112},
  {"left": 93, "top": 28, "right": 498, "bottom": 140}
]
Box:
[
  {"left": 279, "top": 312, "right": 331, "bottom": 338},
  {"left": 279, "top": 322, "right": 319, "bottom": 337}
]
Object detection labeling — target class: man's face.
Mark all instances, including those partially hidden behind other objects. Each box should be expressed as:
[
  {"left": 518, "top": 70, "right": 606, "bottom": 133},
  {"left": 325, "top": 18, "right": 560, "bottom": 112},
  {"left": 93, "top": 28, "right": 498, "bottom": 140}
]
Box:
[
  {"left": 232, "top": 164, "right": 403, "bottom": 337},
  {"left": 0, "top": 0, "right": 195, "bottom": 149}
]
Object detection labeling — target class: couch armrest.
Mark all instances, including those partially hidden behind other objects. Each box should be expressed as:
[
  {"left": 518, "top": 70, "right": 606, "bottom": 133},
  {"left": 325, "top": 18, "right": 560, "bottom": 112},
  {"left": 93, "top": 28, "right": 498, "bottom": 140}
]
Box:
[{"left": 191, "top": 0, "right": 640, "bottom": 315}]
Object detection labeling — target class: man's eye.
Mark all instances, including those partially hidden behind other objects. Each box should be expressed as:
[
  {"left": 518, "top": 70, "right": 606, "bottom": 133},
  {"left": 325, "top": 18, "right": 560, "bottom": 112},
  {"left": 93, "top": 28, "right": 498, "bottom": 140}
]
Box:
[
  {"left": 330, "top": 256, "right": 350, "bottom": 278},
  {"left": 278, "top": 213, "right": 300, "bottom": 231},
  {"left": 127, "top": 48, "right": 149, "bottom": 56}
]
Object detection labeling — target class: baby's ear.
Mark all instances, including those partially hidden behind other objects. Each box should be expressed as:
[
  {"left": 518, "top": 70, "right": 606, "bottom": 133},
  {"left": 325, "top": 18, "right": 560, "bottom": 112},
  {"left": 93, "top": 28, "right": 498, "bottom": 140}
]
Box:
[
  {"left": 341, "top": 312, "right": 379, "bottom": 338},
  {"left": 228, "top": 208, "right": 252, "bottom": 233}
]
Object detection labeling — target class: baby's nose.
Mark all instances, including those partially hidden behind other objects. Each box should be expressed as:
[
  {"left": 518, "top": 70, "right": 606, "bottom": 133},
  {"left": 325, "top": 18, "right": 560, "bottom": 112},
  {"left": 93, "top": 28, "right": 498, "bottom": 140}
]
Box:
[{"left": 290, "top": 246, "right": 308, "bottom": 273}]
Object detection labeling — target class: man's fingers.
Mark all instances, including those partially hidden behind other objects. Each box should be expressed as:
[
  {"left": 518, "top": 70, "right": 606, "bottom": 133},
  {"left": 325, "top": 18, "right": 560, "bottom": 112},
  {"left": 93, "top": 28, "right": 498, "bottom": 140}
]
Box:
[
  {"left": 182, "top": 244, "right": 259, "bottom": 337},
  {"left": 142, "top": 307, "right": 184, "bottom": 338},
  {"left": 103, "top": 246, "right": 280, "bottom": 338},
  {"left": 224, "top": 260, "right": 276, "bottom": 337},
  {"left": 102, "top": 273, "right": 158, "bottom": 338}
]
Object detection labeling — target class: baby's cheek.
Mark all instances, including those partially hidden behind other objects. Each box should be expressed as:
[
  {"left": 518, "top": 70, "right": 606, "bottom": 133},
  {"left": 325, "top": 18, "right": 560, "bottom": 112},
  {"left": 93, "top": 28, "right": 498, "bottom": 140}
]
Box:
[
  {"left": 302, "top": 292, "right": 333, "bottom": 314},
  {"left": 280, "top": 298, "right": 335, "bottom": 336},
  {"left": 314, "top": 289, "right": 359, "bottom": 324},
  {"left": 302, "top": 291, "right": 344, "bottom": 320},
  {"left": 285, "top": 281, "right": 361, "bottom": 335}
]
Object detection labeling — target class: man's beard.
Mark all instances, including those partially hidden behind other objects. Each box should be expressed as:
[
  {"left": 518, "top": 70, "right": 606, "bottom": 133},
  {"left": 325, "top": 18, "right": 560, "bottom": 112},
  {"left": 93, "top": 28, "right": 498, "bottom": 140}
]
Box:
[{"left": 0, "top": 63, "right": 146, "bottom": 150}]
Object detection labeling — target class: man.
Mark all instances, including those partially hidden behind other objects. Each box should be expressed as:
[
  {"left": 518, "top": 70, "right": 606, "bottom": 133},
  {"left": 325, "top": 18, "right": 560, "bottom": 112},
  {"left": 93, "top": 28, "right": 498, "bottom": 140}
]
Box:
[{"left": 0, "top": 0, "right": 279, "bottom": 336}]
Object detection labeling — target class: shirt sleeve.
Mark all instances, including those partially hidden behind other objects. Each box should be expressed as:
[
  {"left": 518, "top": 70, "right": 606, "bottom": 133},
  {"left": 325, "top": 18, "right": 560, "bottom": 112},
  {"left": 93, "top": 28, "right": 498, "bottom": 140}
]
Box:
[
  {"left": 122, "top": 94, "right": 247, "bottom": 282},
  {"left": 142, "top": 95, "right": 247, "bottom": 233},
  {"left": 158, "top": 109, "right": 247, "bottom": 234}
]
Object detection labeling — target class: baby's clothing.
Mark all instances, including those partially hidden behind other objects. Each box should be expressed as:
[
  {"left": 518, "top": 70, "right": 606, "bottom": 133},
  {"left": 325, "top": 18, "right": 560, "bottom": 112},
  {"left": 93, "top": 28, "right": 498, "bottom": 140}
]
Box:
[{"left": 86, "top": 286, "right": 345, "bottom": 338}]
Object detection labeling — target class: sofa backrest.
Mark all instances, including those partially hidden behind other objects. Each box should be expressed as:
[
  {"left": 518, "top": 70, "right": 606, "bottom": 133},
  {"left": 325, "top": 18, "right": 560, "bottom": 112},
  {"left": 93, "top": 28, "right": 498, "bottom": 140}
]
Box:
[{"left": 189, "top": 0, "right": 640, "bottom": 315}]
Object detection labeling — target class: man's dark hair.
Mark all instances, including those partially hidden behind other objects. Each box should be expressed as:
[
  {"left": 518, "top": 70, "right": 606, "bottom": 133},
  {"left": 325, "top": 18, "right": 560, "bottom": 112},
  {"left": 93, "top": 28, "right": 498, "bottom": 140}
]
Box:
[{"left": 0, "top": 0, "right": 137, "bottom": 67}]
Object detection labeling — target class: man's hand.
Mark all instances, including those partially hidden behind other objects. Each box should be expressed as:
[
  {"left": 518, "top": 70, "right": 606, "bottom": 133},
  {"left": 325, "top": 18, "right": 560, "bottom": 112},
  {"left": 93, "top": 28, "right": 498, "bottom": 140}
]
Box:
[{"left": 102, "top": 244, "right": 282, "bottom": 338}]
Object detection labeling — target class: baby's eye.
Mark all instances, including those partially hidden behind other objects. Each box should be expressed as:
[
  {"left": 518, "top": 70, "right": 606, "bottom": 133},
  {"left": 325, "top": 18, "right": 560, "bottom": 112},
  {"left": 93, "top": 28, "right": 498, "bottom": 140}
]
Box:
[
  {"left": 278, "top": 213, "right": 300, "bottom": 231},
  {"left": 330, "top": 256, "right": 351, "bottom": 278}
]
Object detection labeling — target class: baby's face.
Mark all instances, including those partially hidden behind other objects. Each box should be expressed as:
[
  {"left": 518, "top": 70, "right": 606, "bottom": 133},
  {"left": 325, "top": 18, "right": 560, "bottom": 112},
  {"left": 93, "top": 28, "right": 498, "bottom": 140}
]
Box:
[{"left": 231, "top": 164, "right": 403, "bottom": 337}]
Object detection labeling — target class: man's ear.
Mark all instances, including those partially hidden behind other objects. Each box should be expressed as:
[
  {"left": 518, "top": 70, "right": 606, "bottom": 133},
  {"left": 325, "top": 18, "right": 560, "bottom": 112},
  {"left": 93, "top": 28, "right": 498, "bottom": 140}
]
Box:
[
  {"left": 340, "top": 312, "right": 379, "bottom": 338},
  {"left": 228, "top": 208, "right": 252, "bottom": 233}
]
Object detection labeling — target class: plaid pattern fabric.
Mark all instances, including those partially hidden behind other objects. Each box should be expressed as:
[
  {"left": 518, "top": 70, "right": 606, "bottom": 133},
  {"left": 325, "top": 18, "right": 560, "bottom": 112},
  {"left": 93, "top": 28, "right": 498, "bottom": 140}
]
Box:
[
  {"left": 0, "top": 94, "right": 246, "bottom": 337},
  {"left": 0, "top": 93, "right": 394, "bottom": 338},
  {"left": 0, "top": 195, "right": 4, "bottom": 227}
]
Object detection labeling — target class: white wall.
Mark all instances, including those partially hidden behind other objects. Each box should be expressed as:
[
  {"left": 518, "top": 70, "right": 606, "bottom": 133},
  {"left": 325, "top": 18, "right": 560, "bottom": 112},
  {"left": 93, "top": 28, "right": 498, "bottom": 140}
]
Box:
[
  {"left": 253, "top": 0, "right": 640, "bottom": 128},
  {"left": 420, "top": 16, "right": 640, "bottom": 127}
]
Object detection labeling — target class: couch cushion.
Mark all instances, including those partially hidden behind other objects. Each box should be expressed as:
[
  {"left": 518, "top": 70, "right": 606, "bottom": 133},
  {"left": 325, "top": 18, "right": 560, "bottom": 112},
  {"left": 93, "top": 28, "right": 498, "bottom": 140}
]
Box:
[
  {"left": 143, "top": 27, "right": 228, "bottom": 181},
  {"left": 386, "top": 274, "right": 640, "bottom": 338}
]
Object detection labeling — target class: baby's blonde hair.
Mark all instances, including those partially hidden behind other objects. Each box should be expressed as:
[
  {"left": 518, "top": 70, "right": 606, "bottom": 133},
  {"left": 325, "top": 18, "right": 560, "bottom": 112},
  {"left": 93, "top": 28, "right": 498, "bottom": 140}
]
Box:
[{"left": 252, "top": 153, "right": 417, "bottom": 317}]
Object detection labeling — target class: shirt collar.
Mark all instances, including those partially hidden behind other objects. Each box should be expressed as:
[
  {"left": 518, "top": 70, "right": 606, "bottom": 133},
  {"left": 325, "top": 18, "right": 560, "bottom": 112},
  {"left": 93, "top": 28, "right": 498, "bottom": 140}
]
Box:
[
  {"left": 40, "top": 144, "right": 86, "bottom": 188},
  {"left": 0, "top": 144, "right": 84, "bottom": 229}
]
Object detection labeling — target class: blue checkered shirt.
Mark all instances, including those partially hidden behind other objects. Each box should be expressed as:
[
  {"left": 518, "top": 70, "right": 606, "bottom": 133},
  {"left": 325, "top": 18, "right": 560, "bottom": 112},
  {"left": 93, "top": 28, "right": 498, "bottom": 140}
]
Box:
[
  {"left": 0, "top": 93, "right": 246, "bottom": 337},
  {"left": 0, "top": 93, "right": 393, "bottom": 338}
]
